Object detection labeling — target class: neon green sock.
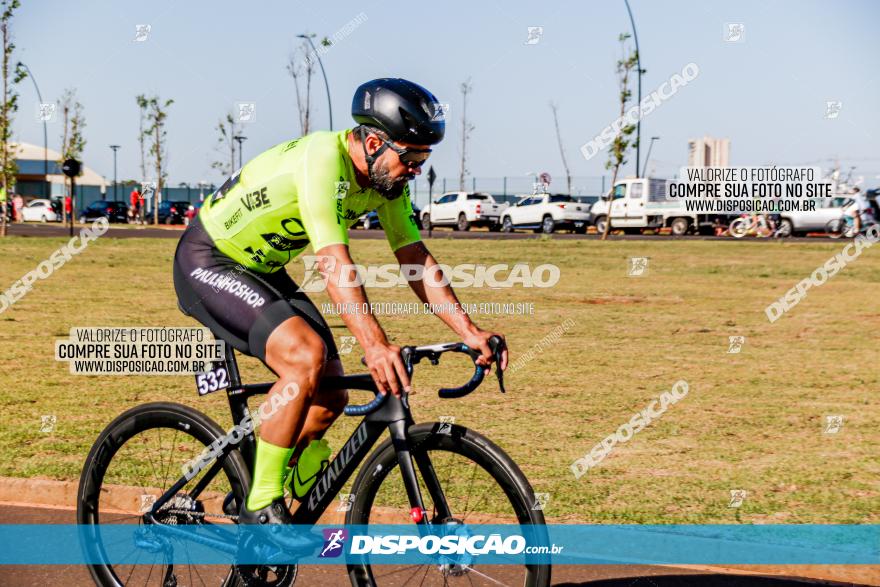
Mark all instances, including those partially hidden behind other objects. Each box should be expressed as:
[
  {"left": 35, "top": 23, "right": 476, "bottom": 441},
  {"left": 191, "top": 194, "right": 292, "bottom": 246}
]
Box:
[{"left": 246, "top": 438, "right": 294, "bottom": 511}]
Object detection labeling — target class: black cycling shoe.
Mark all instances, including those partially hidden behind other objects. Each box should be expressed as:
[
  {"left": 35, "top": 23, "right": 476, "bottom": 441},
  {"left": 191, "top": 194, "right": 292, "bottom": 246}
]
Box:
[{"left": 238, "top": 497, "right": 321, "bottom": 557}]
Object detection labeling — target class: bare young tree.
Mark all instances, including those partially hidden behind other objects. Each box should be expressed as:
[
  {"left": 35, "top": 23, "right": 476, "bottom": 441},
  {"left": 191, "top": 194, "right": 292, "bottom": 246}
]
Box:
[
  {"left": 286, "top": 41, "right": 315, "bottom": 135},
  {"left": 58, "top": 88, "right": 86, "bottom": 225},
  {"left": 0, "top": 0, "right": 22, "bottom": 237},
  {"left": 211, "top": 112, "right": 240, "bottom": 178},
  {"left": 458, "top": 78, "right": 474, "bottom": 191},
  {"left": 602, "top": 33, "right": 640, "bottom": 241},
  {"left": 137, "top": 95, "right": 173, "bottom": 224},
  {"left": 136, "top": 94, "right": 148, "bottom": 183},
  {"left": 549, "top": 102, "right": 571, "bottom": 195}
]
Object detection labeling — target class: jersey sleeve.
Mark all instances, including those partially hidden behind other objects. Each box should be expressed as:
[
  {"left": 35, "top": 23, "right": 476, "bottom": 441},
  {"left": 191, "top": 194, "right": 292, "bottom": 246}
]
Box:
[
  {"left": 295, "top": 139, "right": 349, "bottom": 252},
  {"left": 377, "top": 185, "right": 422, "bottom": 252}
]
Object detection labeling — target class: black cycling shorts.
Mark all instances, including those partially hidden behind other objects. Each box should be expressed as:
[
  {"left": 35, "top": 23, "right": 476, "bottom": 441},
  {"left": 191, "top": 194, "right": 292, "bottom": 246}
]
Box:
[{"left": 173, "top": 216, "right": 338, "bottom": 364}]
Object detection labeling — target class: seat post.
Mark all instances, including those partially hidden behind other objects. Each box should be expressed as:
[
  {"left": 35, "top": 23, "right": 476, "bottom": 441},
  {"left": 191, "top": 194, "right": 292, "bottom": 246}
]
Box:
[{"left": 223, "top": 342, "right": 242, "bottom": 388}]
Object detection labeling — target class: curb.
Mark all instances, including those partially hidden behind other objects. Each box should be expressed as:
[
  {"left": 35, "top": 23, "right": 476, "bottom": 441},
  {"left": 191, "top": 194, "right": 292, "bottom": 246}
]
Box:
[{"left": 0, "top": 476, "right": 876, "bottom": 584}]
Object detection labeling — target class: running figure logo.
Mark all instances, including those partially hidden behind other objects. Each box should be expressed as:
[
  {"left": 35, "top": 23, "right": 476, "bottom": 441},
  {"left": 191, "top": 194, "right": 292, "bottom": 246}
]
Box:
[{"left": 320, "top": 528, "right": 348, "bottom": 558}]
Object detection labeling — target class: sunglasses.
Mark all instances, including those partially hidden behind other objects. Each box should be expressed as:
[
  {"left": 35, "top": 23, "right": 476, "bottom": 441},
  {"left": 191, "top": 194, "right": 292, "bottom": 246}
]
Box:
[{"left": 376, "top": 137, "right": 432, "bottom": 169}]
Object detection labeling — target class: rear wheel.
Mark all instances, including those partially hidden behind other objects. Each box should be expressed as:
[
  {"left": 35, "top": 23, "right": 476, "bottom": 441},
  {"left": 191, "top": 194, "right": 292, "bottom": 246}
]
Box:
[
  {"left": 76, "top": 402, "right": 283, "bottom": 587},
  {"left": 776, "top": 218, "right": 793, "bottom": 238},
  {"left": 729, "top": 217, "right": 751, "bottom": 238},
  {"left": 363, "top": 216, "right": 373, "bottom": 230},
  {"left": 457, "top": 213, "right": 471, "bottom": 231},
  {"left": 670, "top": 217, "right": 690, "bottom": 236},
  {"left": 422, "top": 214, "right": 432, "bottom": 231},
  {"left": 346, "top": 422, "right": 551, "bottom": 587}
]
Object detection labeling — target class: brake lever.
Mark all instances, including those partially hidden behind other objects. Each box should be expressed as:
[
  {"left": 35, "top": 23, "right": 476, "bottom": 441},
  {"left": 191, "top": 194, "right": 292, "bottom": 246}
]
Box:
[{"left": 487, "top": 335, "right": 506, "bottom": 393}]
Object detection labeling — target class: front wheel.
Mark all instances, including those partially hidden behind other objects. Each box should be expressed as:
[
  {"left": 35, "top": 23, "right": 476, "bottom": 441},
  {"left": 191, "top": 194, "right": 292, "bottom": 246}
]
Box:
[
  {"left": 501, "top": 217, "right": 514, "bottom": 233},
  {"left": 593, "top": 215, "right": 607, "bottom": 234},
  {"left": 346, "top": 422, "right": 551, "bottom": 587},
  {"left": 670, "top": 217, "right": 690, "bottom": 236},
  {"left": 541, "top": 215, "right": 555, "bottom": 234}
]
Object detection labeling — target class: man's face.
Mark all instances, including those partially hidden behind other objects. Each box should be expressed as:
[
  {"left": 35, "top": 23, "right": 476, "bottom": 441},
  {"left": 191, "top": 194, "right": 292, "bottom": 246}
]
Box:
[{"left": 367, "top": 135, "right": 428, "bottom": 199}]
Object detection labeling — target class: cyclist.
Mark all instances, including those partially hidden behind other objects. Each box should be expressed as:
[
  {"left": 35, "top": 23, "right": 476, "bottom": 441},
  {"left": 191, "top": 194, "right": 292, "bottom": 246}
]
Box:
[
  {"left": 845, "top": 187, "right": 874, "bottom": 234},
  {"left": 173, "top": 78, "right": 507, "bottom": 544}
]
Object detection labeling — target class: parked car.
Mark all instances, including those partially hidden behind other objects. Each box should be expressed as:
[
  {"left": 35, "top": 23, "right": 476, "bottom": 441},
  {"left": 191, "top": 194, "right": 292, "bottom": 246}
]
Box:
[
  {"left": 776, "top": 196, "right": 853, "bottom": 236},
  {"left": 500, "top": 193, "right": 590, "bottom": 234},
  {"left": 20, "top": 198, "right": 59, "bottom": 222},
  {"left": 156, "top": 200, "right": 191, "bottom": 225},
  {"left": 79, "top": 200, "right": 129, "bottom": 223},
  {"left": 361, "top": 204, "right": 423, "bottom": 230},
  {"left": 421, "top": 191, "right": 508, "bottom": 231}
]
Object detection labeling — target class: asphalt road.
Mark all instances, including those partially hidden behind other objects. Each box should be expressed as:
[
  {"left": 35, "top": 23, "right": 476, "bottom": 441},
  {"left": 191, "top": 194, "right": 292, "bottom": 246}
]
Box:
[
  {"left": 3, "top": 222, "right": 828, "bottom": 242},
  {"left": 0, "top": 504, "right": 854, "bottom": 587}
]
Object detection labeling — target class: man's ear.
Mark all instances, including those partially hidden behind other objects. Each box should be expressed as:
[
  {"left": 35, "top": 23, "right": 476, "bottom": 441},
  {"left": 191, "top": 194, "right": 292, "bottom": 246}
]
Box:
[{"left": 364, "top": 133, "right": 383, "bottom": 155}]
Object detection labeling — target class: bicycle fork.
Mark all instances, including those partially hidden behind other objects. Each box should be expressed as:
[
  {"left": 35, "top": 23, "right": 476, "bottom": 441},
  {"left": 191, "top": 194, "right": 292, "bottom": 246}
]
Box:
[{"left": 388, "top": 419, "right": 453, "bottom": 525}]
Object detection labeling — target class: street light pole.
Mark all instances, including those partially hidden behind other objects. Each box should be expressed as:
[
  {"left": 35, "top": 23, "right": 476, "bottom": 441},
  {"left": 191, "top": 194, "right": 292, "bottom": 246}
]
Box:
[
  {"left": 18, "top": 62, "right": 48, "bottom": 198},
  {"left": 109, "top": 145, "right": 120, "bottom": 201},
  {"left": 233, "top": 135, "right": 247, "bottom": 169},
  {"left": 297, "top": 33, "right": 333, "bottom": 130},
  {"left": 642, "top": 136, "right": 659, "bottom": 178},
  {"left": 623, "top": 0, "right": 642, "bottom": 177}
]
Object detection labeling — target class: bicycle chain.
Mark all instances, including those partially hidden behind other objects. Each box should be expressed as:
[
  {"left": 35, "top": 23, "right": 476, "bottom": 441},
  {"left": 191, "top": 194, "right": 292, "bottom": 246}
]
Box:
[{"left": 164, "top": 508, "right": 239, "bottom": 521}]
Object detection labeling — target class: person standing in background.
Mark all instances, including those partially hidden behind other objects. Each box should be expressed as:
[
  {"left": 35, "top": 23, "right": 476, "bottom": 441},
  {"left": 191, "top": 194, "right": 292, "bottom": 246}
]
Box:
[
  {"left": 12, "top": 193, "right": 24, "bottom": 223},
  {"left": 129, "top": 187, "right": 141, "bottom": 224}
]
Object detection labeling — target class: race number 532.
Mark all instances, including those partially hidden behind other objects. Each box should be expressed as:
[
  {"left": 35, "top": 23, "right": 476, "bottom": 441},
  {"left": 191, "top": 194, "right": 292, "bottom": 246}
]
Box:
[{"left": 195, "top": 361, "right": 229, "bottom": 395}]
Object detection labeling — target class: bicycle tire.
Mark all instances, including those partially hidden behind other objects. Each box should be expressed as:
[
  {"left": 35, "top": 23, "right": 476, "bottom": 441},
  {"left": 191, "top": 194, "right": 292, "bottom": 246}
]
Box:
[
  {"left": 77, "top": 402, "right": 252, "bottom": 587},
  {"left": 825, "top": 217, "right": 846, "bottom": 239},
  {"left": 728, "top": 217, "right": 750, "bottom": 238},
  {"left": 345, "top": 422, "right": 551, "bottom": 587}
]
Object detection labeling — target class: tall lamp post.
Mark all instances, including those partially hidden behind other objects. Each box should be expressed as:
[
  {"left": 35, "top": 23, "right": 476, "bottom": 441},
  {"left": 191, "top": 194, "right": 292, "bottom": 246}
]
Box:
[
  {"left": 109, "top": 145, "right": 120, "bottom": 201},
  {"left": 296, "top": 33, "right": 333, "bottom": 130},
  {"left": 623, "top": 0, "right": 642, "bottom": 177},
  {"left": 233, "top": 135, "right": 247, "bottom": 169},
  {"left": 18, "top": 62, "right": 48, "bottom": 198},
  {"left": 641, "top": 136, "right": 659, "bottom": 178}
]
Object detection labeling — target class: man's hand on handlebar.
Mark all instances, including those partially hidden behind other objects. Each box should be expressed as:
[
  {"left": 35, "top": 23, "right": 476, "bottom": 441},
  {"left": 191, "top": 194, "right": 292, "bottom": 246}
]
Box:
[
  {"left": 364, "top": 341, "right": 411, "bottom": 397},
  {"left": 463, "top": 328, "right": 508, "bottom": 371}
]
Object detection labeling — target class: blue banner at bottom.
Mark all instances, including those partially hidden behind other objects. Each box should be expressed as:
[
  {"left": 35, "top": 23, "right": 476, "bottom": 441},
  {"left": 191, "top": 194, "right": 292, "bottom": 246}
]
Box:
[{"left": 0, "top": 524, "right": 876, "bottom": 565}]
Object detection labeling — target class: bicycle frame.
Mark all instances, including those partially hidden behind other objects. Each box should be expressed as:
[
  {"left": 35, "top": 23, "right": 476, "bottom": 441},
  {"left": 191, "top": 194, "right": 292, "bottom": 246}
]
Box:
[{"left": 146, "top": 342, "right": 441, "bottom": 532}]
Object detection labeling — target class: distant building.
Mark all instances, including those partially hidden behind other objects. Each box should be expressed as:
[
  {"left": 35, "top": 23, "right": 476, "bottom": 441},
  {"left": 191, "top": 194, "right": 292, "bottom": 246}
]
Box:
[
  {"left": 12, "top": 141, "right": 107, "bottom": 199},
  {"left": 687, "top": 136, "right": 730, "bottom": 167}
]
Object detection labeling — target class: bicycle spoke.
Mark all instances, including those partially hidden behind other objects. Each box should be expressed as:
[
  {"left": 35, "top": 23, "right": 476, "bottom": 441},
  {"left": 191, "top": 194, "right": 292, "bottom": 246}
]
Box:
[{"left": 465, "top": 565, "right": 513, "bottom": 587}]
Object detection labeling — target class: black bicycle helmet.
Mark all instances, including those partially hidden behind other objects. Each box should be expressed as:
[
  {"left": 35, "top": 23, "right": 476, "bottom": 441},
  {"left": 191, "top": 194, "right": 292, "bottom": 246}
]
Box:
[{"left": 352, "top": 78, "right": 445, "bottom": 145}]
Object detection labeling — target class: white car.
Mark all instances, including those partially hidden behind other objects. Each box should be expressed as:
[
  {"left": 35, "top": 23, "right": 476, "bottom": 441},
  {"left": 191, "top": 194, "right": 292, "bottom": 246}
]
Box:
[
  {"left": 501, "top": 193, "right": 590, "bottom": 234},
  {"left": 422, "top": 191, "right": 508, "bottom": 231},
  {"left": 777, "top": 196, "right": 852, "bottom": 236},
  {"left": 20, "top": 199, "right": 59, "bottom": 222}
]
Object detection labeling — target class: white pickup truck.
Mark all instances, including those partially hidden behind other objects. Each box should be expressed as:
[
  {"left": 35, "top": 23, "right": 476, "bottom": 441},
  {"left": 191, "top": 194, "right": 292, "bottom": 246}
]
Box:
[
  {"left": 422, "top": 191, "right": 508, "bottom": 231},
  {"left": 590, "top": 177, "right": 727, "bottom": 235},
  {"left": 500, "top": 193, "right": 590, "bottom": 233}
]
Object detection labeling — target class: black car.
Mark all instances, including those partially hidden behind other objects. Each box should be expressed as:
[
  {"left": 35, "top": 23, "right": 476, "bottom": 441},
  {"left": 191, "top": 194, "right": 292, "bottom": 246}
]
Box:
[
  {"left": 361, "top": 204, "right": 423, "bottom": 230},
  {"left": 156, "top": 200, "right": 191, "bottom": 225},
  {"left": 79, "top": 200, "right": 129, "bottom": 223}
]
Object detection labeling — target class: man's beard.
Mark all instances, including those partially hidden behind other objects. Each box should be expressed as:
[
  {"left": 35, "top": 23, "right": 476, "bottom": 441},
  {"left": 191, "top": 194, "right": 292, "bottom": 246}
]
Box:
[{"left": 371, "top": 161, "right": 413, "bottom": 199}]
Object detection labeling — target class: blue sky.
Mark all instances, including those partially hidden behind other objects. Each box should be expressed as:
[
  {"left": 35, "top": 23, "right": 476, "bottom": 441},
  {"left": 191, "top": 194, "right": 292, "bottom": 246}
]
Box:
[{"left": 12, "top": 0, "right": 880, "bottom": 191}]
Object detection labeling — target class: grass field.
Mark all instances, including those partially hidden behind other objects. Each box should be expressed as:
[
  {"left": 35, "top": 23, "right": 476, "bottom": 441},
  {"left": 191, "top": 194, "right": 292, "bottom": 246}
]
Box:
[{"left": 0, "top": 231, "right": 878, "bottom": 523}]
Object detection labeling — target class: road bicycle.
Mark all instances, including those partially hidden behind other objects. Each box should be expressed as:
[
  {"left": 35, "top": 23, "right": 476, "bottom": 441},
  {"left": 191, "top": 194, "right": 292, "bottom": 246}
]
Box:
[
  {"left": 77, "top": 334, "right": 550, "bottom": 587},
  {"left": 728, "top": 214, "right": 786, "bottom": 238},
  {"left": 825, "top": 210, "right": 878, "bottom": 239}
]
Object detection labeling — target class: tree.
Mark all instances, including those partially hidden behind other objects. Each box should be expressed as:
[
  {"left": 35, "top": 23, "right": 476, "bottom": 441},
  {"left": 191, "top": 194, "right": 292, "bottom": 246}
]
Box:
[
  {"left": 601, "top": 33, "right": 640, "bottom": 241},
  {"left": 458, "top": 78, "right": 474, "bottom": 191},
  {"left": 549, "top": 102, "right": 572, "bottom": 195},
  {"left": 0, "top": 0, "right": 22, "bottom": 237},
  {"left": 135, "top": 95, "right": 148, "bottom": 183},
  {"left": 286, "top": 41, "right": 315, "bottom": 135},
  {"left": 137, "top": 95, "right": 173, "bottom": 224},
  {"left": 210, "top": 112, "right": 240, "bottom": 178},
  {"left": 58, "top": 88, "right": 86, "bottom": 226}
]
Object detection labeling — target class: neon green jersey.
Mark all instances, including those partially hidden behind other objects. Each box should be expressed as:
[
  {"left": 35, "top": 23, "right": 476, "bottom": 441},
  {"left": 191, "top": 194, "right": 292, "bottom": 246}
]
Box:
[{"left": 198, "top": 129, "right": 421, "bottom": 273}]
